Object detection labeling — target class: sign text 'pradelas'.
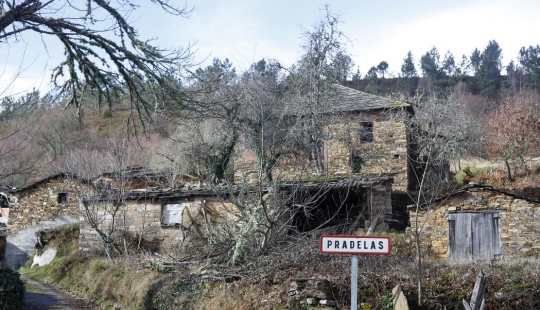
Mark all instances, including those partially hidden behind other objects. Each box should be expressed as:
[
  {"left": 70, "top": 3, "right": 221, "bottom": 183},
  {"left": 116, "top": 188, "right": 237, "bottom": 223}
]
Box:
[{"left": 319, "top": 235, "right": 391, "bottom": 255}]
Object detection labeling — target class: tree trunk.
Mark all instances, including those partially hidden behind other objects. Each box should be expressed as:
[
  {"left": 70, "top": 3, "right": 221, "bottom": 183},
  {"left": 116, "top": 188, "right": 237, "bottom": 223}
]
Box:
[
  {"left": 415, "top": 237, "right": 423, "bottom": 306},
  {"left": 504, "top": 159, "right": 513, "bottom": 181}
]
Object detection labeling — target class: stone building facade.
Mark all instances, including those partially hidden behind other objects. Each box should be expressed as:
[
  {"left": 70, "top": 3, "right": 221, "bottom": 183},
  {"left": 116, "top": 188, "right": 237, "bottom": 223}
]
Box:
[
  {"left": 234, "top": 85, "right": 412, "bottom": 192},
  {"left": 409, "top": 183, "right": 540, "bottom": 261},
  {"left": 1, "top": 174, "right": 92, "bottom": 269},
  {"left": 79, "top": 188, "right": 237, "bottom": 254},
  {"left": 7, "top": 174, "right": 90, "bottom": 235},
  {"left": 80, "top": 177, "right": 394, "bottom": 255}
]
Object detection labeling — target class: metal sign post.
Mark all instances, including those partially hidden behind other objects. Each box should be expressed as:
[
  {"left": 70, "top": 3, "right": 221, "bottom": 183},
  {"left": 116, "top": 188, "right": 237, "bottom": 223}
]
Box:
[
  {"left": 351, "top": 254, "right": 358, "bottom": 310},
  {"left": 319, "top": 235, "right": 391, "bottom": 310}
]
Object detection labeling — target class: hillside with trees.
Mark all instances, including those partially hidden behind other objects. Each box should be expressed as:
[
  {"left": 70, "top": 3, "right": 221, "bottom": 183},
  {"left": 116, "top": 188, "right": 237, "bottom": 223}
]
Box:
[{"left": 3, "top": 2, "right": 540, "bottom": 309}]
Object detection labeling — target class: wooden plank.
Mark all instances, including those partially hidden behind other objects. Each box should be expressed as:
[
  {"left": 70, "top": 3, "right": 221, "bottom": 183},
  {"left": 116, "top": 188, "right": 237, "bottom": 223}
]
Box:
[
  {"left": 450, "top": 212, "right": 502, "bottom": 262},
  {"left": 469, "top": 270, "right": 486, "bottom": 310},
  {"left": 452, "top": 213, "right": 473, "bottom": 262},
  {"left": 463, "top": 299, "right": 472, "bottom": 310},
  {"left": 472, "top": 213, "right": 491, "bottom": 260}
]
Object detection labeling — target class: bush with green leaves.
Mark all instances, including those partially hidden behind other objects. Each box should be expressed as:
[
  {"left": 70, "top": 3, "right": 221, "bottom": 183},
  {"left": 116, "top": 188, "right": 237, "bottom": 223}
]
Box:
[
  {"left": 0, "top": 266, "right": 25, "bottom": 310},
  {"left": 454, "top": 165, "right": 487, "bottom": 184}
]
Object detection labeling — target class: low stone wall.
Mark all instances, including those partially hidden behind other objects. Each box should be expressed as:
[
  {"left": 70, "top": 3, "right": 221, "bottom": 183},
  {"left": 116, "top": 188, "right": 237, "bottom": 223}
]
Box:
[
  {"left": 79, "top": 196, "right": 237, "bottom": 255},
  {"left": 410, "top": 186, "right": 540, "bottom": 259}
]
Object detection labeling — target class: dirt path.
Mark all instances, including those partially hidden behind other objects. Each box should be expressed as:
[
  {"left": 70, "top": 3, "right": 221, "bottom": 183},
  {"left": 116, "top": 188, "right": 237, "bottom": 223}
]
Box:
[{"left": 22, "top": 275, "right": 99, "bottom": 310}]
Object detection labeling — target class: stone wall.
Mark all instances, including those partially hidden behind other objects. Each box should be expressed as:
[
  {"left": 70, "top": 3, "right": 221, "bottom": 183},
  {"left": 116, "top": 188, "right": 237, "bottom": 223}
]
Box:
[
  {"left": 233, "top": 111, "right": 409, "bottom": 191},
  {"left": 79, "top": 196, "right": 237, "bottom": 254},
  {"left": 8, "top": 177, "right": 90, "bottom": 236},
  {"left": 410, "top": 186, "right": 540, "bottom": 259},
  {"left": 325, "top": 112, "right": 408, "bottom": 190}
]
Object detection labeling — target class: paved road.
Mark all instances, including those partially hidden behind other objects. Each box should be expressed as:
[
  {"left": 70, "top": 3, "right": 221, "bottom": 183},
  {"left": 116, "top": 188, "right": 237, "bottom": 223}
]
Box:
[{"left": 22, "top": 275, "right": 99, "bottom": 310}]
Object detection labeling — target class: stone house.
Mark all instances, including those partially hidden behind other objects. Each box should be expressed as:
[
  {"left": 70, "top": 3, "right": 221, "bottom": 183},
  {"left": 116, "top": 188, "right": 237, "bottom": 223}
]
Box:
[
  {"left": 7, "top": 173, "right": 90, "bottom": 235},
  {"left": 409, "top": 183, "right": 540, "bottom": 262},
  {"left": 234, "top": 84, "right": 414, "bottom": 192},
  {"left": 79, "top": 176, "right": 393, "bottom": 255},
  {"left": 3, "top": 173, "right": 92, "bottom": 269}
]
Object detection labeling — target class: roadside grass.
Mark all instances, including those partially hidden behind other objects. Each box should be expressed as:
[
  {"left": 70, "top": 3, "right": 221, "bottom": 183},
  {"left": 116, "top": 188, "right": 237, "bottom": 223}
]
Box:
[
  {"left": 20, "top": 223, "right": 164, "bottom": 309},
  {"left": 19, "top": 224, "right": 540, "bottom": 310}
]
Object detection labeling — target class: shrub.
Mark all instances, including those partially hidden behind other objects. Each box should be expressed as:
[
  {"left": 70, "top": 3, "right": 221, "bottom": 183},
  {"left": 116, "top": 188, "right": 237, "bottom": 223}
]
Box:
[
  {"left": 0, "top": 267, "right": 25, "bottom": 310},
  {"left": 454, "top": 170, "right": 468, "bottom": 184},
  {"left": 454, "top": 165, "right": 487, "bottom": 184}
]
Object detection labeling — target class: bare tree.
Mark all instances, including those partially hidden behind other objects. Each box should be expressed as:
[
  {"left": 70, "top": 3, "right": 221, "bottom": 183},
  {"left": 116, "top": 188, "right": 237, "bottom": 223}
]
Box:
[
  {"left": 62, "top": 135, "right": 144, "bottom": 259},
  {"left": 285, "top": 5, "right": 353, "bottom": 174},
  {"left": 0, "top": 91, "right": 44, "bottom": 185},
  {"left": 237, "top": 59, "right": 308, "bottom": 182},
  {"left": 150, "top": 118, "right": 236, "bottom": 186},
  {"left": 0, "top": 0, "right": 194, "bottom": 131},
  {"left": 483, "top": 92, "right": 540, "bottom": 180},
  {"left": 406, "top": 92, "right": 477, "bottom": 305}
]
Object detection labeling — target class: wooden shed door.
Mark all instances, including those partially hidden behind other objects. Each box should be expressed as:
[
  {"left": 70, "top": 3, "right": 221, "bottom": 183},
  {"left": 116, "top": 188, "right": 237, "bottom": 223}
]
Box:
[{"left": 448, "top": 212, "right": 502, "bottom": 262}]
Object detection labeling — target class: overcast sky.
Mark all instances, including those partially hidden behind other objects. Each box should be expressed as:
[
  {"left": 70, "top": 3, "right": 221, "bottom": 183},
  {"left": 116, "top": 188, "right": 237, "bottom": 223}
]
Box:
[{"left": 2, "top": 0, "right": 540, "bottom": 96}]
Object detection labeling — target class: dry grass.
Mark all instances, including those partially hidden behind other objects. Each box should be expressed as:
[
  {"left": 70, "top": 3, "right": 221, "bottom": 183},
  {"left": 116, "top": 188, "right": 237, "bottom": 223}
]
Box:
[{"left": 20, "top": 224, "right": 540, "bottom": 310}]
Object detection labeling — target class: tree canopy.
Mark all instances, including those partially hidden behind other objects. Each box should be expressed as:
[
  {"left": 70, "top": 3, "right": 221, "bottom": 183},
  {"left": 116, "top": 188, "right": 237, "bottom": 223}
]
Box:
[
  {"left": 478, "top": 40, "right": 503, "bottom": 99},
  {"left": 401, "top": 51, "right": 417, "bottom": 78}
]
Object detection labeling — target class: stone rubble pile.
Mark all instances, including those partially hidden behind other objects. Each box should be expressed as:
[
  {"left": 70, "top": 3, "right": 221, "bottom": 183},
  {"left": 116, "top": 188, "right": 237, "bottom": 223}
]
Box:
[{"left": 287, "top": 278, "right": 337, "bottom": 308}]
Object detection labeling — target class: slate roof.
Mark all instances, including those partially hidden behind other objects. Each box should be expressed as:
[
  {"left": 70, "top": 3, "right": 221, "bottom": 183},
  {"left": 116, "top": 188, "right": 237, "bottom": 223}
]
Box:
[
  {"left": 10, "top": 173, "right": 88, "bottom": 193},
  {"left": 287, "top": 84, "right": 409, "bottom": 115},
  {"left": 329, "top": 84, "right": 409, "bottom": 113},
  {"left": 84, "top": 176, "right": 394, "bottom": 204}
]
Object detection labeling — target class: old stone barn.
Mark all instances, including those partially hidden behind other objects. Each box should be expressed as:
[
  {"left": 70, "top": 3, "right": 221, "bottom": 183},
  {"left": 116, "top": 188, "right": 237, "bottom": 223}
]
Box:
[
  {"left": 79, "top": 177, "right": 394, "bottom": 255},
  {"left": 410, "top": 183, "right": 540, "bottom": 262}
]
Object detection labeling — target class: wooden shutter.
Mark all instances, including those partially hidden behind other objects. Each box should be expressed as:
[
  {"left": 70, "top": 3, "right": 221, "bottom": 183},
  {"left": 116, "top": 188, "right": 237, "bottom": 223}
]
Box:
[{"left": 161, "top": 204, "right": 184, "bottom": 225}]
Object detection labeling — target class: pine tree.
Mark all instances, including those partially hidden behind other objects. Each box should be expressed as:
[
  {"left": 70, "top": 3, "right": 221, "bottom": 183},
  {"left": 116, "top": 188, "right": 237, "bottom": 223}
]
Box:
[
  {"left": 401, "top": 51, "right": 417, "bottom": 78},
  {"left": 518, "top": 45, "right": 540, "bottom": 90},
  {"left": 397, "top": 51, "right": 417, "bottom": 96},
  {"left": 478, "top": 40, "right": 502, "bottom": 99},
  {"left": 470, "top": 48, "right": 482, "bottom": 76}
]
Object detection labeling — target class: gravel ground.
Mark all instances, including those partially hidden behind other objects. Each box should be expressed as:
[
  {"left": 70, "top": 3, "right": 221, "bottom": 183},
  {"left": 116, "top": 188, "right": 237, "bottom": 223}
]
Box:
[{"left": 22, "top": 275, "right": 99, "bottom": 310}]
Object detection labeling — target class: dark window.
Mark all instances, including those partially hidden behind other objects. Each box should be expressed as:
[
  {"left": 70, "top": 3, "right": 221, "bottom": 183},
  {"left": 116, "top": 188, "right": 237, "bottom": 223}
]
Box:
[
  {"left": 57, "top": 192, "right": 68, "bottom": 204},
  {"left": 0, "top": 194, "right": 8, "bottom": 208},
  {"left": 360, "top": 122, "right": 374, "bottom": 143}
]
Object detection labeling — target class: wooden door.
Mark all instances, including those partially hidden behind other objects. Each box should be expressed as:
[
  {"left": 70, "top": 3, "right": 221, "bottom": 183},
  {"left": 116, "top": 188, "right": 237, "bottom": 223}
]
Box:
[{"left": 448, "top": 211, "right": 502, "bottom": 262}]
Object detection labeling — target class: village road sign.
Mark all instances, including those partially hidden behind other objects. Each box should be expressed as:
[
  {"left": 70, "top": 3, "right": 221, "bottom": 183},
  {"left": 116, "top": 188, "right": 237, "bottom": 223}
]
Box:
[
  {"left": 319, "top": 235, "right": 391, "bottom": 255},
  {"left": 319, "top": 235, "right": 391, "bottom": 310}
]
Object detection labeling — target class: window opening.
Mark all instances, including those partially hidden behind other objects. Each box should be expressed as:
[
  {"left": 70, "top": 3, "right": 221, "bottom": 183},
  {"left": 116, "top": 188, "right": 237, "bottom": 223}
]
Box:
[
  {"left": 360, "top": 122, "right": 374, "bottom": 143},
  {"left": 57, "top": 192, "right": 68, "bottom": 204}
]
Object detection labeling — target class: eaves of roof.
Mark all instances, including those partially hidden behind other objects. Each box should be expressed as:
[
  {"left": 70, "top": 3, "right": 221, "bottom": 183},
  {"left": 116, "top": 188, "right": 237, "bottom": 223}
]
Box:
[
  {"left": 11, "top": 173, "right": 89, "bottom": 193},
  {"left": 84, "top": 175, "right": 394, "bottom": 203},
  {"left": 407, "top": 182, "right": 540, "bottom": 211}
]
